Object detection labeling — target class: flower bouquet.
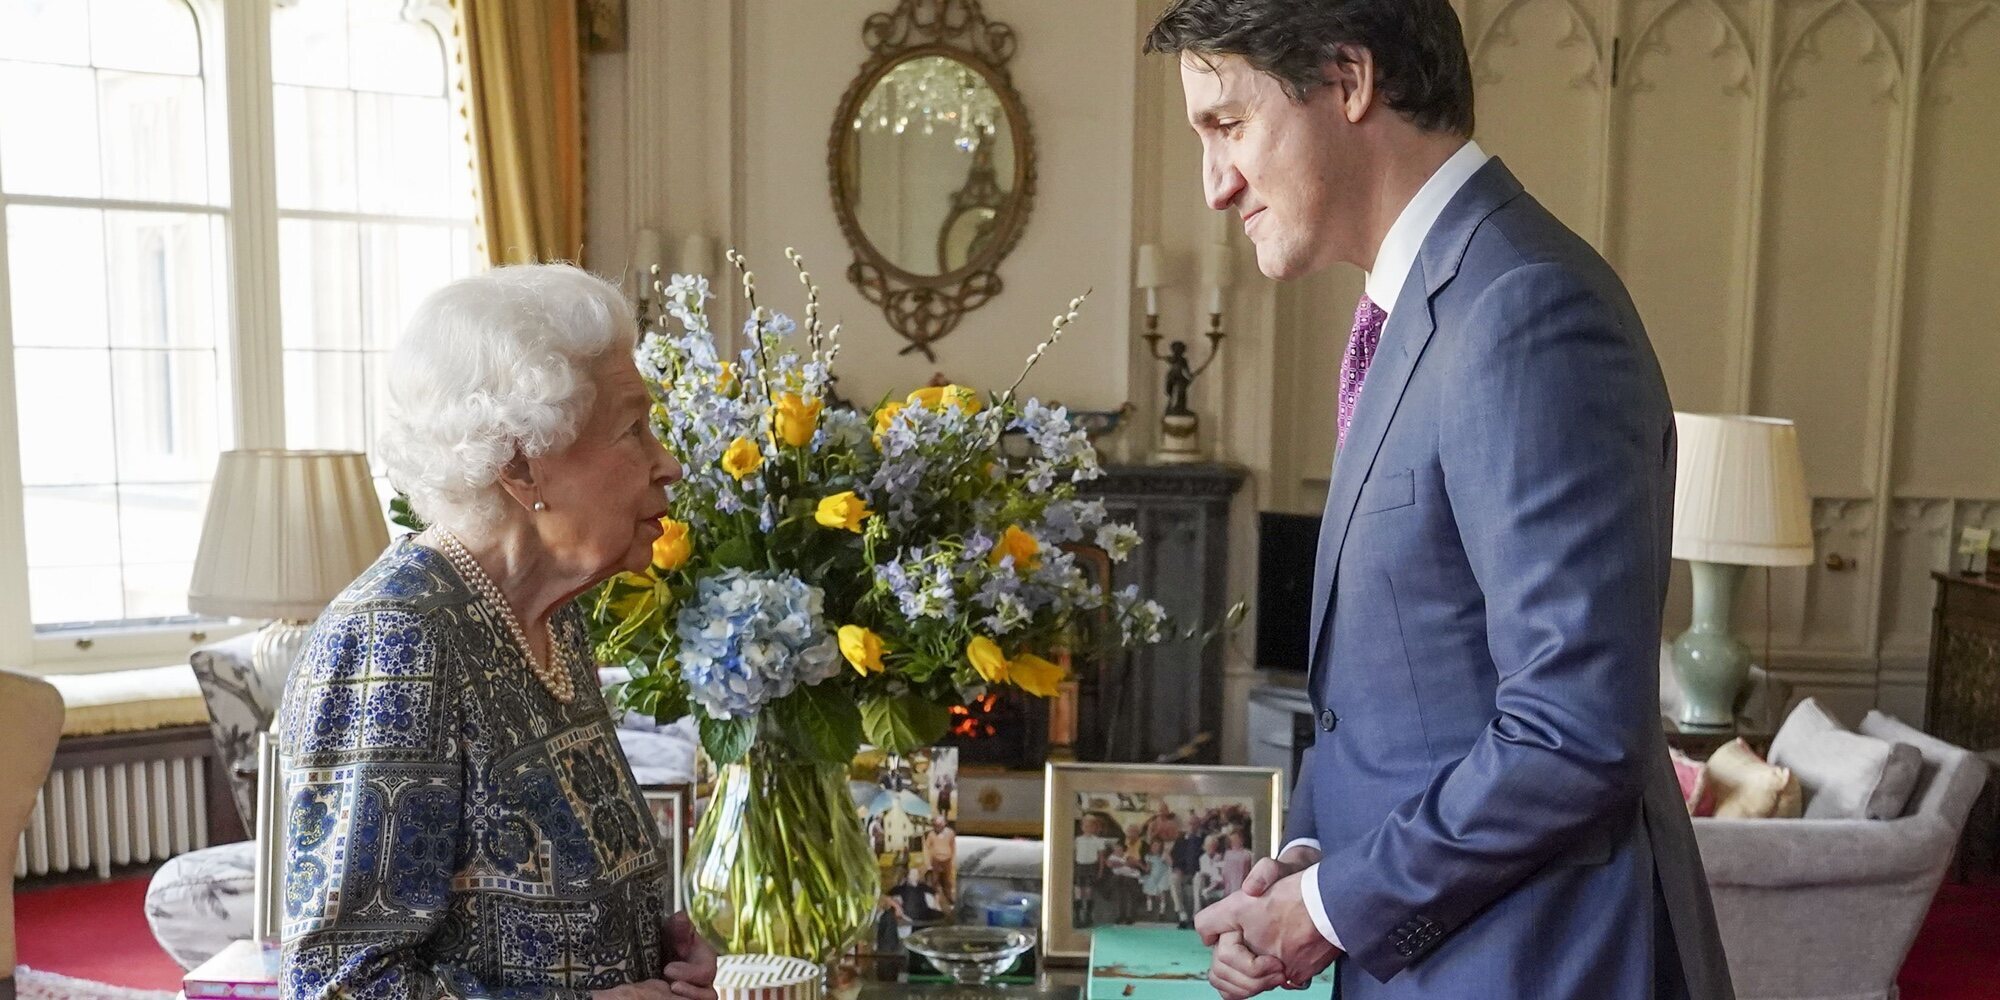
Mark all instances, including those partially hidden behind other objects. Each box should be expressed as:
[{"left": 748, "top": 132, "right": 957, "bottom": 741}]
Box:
[{"left": 591, "top": 250, "right": 1169, "bottom": 964}]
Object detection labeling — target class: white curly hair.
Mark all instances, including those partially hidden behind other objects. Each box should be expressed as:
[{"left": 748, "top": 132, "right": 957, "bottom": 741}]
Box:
[{"left": 379, "top": 263, "right": 637, "bottom": 532}]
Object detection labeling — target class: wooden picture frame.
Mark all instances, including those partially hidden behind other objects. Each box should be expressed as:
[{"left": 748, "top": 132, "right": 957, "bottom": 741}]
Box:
[
  {"left": 642, "top": 784, "right": 692, "bottom": 912},
  {"left": 1040, "top": 762, "right": 1283, "bottom": 962}
]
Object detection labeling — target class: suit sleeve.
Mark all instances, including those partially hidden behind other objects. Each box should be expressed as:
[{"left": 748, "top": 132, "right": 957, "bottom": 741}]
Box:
[
  {"left": 1283, "top": 748, "right": 1319, "bottom": 848},
  {"left": 1315, "top": 262, "right": 1671, "bottom": 982}
]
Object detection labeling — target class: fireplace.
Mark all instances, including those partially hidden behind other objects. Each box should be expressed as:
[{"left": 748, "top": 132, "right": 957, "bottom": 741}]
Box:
[{"left": 942, "top": 687, "right": 1050, "bottom": 769}]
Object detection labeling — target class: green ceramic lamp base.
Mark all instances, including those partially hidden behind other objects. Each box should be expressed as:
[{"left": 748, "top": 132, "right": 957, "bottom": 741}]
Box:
[{"left": 1670, "top": 560, "right": 1751, "bottom": 730}]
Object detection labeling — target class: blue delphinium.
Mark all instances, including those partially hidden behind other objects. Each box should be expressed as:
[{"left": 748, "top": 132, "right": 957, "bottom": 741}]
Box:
[{"left": 677, "top": 568, "right": 841, "bottom": 719}]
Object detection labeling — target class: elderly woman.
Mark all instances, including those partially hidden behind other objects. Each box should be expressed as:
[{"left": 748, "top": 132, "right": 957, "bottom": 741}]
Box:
[{"left": 278, "top": 264, "right": 712, "bottom": 1000}]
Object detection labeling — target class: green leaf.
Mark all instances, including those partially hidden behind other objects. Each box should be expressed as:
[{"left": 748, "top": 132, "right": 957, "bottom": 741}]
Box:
[
  {"left": 861, "top": 694, "right": 952, "bottom": 754},
  {"left": 710, "top": 536, "right": 757, "bottom": 570},
  {"left": 699, "top": 714, "right": 757, "bottom": 765},
  {"left": 773, "top": 682, "right": 864, "bottom": 764}
]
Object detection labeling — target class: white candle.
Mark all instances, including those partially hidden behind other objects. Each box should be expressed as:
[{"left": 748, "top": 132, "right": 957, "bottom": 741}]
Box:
[
  {"left": 1145, "top": 286, "right": 1159, "bottom": 317},
  {"left": 1208, "top": 286, "right": 1223, "bottom": 315}
]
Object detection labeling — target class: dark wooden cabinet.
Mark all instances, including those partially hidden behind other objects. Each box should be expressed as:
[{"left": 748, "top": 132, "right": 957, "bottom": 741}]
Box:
[
  {"left": 1079, "top": 463, "right": 1246, "bottom": 764},
  {"left": 1926, "top": 572, "right": 2000, "bottom": 753}
]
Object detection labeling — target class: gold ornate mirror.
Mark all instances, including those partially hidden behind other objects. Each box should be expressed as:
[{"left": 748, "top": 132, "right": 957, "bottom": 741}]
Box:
[{"left": 829, "top": 0, "right": 1035, "bottom": 360}]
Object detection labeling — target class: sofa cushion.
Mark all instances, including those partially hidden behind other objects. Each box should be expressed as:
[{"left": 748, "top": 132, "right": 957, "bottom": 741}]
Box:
[
  {"left": 45, "top": 665, "right": 209, "bottom": 737},
  {"left": 1705, "top": 738, "right": 1802, "bottom": 819},
  {"left": 144, "top": 840, "right": 257, "bottom": 970},
  {"left": 1669, "top": 748, "right": 1715, "bottom": 816},
  {"left": 1769, "top": 698, "right": 1923, "bottom": 820}
]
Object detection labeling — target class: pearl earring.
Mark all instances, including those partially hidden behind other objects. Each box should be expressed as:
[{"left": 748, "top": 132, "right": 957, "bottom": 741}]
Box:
[{"left": 533, "top": 499, "right": 547, "bottom": 512}]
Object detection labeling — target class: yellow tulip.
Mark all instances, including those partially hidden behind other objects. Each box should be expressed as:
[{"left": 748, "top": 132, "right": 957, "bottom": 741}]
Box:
[
  {"left": 651, "top": 517, "right": 692, "bottom": 572},
  {"left": 967, "top": 636, "right": 1009, "bottom": 686},
  {"left": 815, "top": 491, "right": 873, "bottom": 533},
  {"left": 1007, "top": 652, "right": 1069, "bottom": 698},
  {"left": 715, "top": 362, "right": 739, "bottom": 396},
  {"left": 721, "top": 437, "right": 763, "bottom": 479},
  {"left": 908, "top": 383, "right": 982, "bottom": 414},
  {"left": 989, "top": 525, "right": 1042, "bottom": 571},
  {"left": 839, "top": 625, "right": 888, "bottom": 676},
  {"left": 773, "top": 392, "right": 822, "bottom": 448},
  {"left": 871, "top": 401, "right": 905, "bottom": 444}
]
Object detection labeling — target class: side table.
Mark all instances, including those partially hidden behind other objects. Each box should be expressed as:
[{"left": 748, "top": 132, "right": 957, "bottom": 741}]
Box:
[{"left": 1663, "top": 717, "right": 1773, "bottom": 760}]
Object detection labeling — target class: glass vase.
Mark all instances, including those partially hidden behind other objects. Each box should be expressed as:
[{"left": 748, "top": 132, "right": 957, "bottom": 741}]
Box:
[{"left": 686, "top": 741, "right": 880, "bottom": 965}]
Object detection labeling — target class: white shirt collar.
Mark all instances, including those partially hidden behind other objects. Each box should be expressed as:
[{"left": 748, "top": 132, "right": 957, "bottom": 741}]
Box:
[{"left": 1363, "top": 140, "right": 1490, "bottom": 316}]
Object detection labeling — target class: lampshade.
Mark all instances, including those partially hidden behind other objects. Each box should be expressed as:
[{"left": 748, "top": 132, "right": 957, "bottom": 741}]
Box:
[
  {"left": 1134, "top": 243, "right": 1162, "bottom": 289},
  {"left": 1671, "top": 413, "right": 1814, "bottom": 567},
  {"left": 189, "top": 450, "right": 390, "bottom": 620}
]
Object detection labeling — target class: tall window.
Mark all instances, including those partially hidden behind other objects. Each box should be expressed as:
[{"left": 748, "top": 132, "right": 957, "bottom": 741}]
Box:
[
  {"left": 1, "top": 0, "right": 228, "bottom": 629},
  {"left": 273, "top": 0, "right": 479, "bottom": 490},
  {"left": 0, "top": 0, "right": 479, "bottom": 660}
]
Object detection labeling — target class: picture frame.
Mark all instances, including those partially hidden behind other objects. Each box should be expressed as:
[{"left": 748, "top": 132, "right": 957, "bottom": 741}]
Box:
[
  {"left": 1041, "top": 762, "right": 1284, "bottom": 962},
  {"left": 1957, "top": 526, "right": 1993, "bottom": 578},
  {"left": 642, "top": 784, "right": 693, "bottom": 912}
]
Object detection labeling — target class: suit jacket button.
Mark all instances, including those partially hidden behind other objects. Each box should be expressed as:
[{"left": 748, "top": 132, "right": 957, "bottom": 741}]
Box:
[{"left": 1318, "top": 709, "right": 1338, "bottom": 732}]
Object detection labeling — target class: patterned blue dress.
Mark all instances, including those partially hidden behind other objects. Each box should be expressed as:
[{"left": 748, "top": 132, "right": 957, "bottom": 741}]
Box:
[{"left": 279, "top": 536, "right": 673, "bottom": 999}]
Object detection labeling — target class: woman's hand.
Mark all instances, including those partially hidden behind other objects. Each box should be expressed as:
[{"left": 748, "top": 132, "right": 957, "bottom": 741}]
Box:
[
  {"left": 592, "top": 982, "right": 678, "bottom": 1000},
  {"left": 660, "top": 911, "right": 719, "bottom": 1000}
]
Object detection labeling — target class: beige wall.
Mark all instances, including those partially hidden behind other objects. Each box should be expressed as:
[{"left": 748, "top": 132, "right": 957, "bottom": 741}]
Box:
[
  {"left": 588, "top": 0, "right": 1138, "bottom": 413},
  {"left": 591, "top": 0, "right": 2000, "bottom": 759}
]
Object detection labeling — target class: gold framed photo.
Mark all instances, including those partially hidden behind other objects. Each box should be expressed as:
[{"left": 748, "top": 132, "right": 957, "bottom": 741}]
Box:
[
  {"left": 1041, "top": 762, "right": 1284, "bottom": 962},
  {"left": 642, "top": 784, "right": 692, "bottom": 911}
]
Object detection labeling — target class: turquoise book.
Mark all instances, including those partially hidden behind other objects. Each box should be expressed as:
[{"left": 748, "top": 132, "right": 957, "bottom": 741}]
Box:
[{"left": 1087, "top": 927, "right": 1337, "bottom": 1000}]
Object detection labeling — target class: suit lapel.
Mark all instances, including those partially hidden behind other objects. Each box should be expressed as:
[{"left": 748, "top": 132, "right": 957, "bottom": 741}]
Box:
[
  {"left": 1305, "top": 272, "right": 1436, "bottom": 677},
  {"left": 1304, "top": 158, "right": 1528, "bottom": 683}
]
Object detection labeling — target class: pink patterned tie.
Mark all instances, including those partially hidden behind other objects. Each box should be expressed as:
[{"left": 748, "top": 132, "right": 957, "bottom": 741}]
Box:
[{"left": 1337, "top": 294, "right": 1388, "bottom": 449}]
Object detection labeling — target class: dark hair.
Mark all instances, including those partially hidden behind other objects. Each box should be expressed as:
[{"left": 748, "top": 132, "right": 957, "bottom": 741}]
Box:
[{"left": 1144, "top": 0, "right": 1475, "bottom": 136}]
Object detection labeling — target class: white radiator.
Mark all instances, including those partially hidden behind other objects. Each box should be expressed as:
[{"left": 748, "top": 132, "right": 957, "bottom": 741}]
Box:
[{"left": 13, "top": 755, "right": 210, "bottom": 879}]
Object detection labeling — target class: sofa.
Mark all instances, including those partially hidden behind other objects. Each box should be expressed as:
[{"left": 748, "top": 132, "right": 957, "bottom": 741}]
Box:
[
  {"left": 1694, "top": 710, "right": 1988, "bottom": 1000},
  {"left": 1, "top": 670, "right": 65, "bottom": 1000}
]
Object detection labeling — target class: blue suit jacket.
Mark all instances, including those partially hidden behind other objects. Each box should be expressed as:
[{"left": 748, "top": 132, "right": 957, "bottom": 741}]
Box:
[{"left": 1292, "top": 159, "right": 1733, "bottom": 999}]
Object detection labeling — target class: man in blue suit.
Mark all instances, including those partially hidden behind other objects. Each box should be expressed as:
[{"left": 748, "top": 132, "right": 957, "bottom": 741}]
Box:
[{"left": 1146, "top": 3, "right": 1733, "bottom": 998}]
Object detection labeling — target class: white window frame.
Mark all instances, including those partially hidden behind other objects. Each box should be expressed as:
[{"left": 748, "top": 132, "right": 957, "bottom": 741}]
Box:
[{"left": 0, "top": 0, "right": 466, "bottom": 674}]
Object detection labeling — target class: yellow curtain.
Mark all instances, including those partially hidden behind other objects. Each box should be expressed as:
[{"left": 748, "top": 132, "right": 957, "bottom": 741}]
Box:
[{"left": 454, "top": 0, "right": 586, "bottom": 266}]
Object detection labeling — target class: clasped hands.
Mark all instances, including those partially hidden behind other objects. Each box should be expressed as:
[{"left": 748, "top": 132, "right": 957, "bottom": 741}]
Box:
[
  {"left": 1193, "top": 847, "right": 1342, "bottom": 1000},
  {"left": 591, "top": 912, "right": 720, "bottom": 1000}
]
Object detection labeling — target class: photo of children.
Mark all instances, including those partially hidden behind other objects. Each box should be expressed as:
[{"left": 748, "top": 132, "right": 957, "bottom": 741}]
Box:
[
  {"left": 850, "top": 747, "right": 960, "bottom": 938},
  {"left": 1069, "top": 791, "right": 1260, "bottom": 930}
]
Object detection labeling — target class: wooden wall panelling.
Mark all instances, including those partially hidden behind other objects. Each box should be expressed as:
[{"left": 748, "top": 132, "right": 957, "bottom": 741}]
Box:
[
  {"left": 1463, "top": 0, "right": 1615, "bottom": 244},
  {"left": 1750, "top": 0, "right": 1911, "bottom": 502},
  {"left": 1892, "top": 0, "right": 2000, "bottom": 499},
  {"left": 1607, "top": 0, "right": 1760, "bottom": 417}
]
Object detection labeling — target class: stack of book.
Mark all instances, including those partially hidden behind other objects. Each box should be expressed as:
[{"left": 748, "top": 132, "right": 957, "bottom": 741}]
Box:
[{"left": 182, "top": 939, "right": 279, "bottom": 1000}]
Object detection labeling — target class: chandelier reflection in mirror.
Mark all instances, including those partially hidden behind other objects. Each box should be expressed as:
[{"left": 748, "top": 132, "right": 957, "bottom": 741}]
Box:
[
  {"left": 854, "top": 54, "right": 1003, "bottom": 152},
  {"left": 829, "top": 0, "right": 1036, "bottom": 360}
]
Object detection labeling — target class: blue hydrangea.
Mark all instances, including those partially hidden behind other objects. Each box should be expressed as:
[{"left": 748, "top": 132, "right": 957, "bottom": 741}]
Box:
[{"left": 676, "top": 569, "right": 840, "bottom": 719}]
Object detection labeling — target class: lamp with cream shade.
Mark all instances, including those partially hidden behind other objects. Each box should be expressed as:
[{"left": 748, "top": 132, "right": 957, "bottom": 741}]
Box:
[
  {"left": 1668, "top": 413, "right": 1815, "bottom": 728},
  {"left": 189, "top": 450, "right": 390, "bottom": 707}
]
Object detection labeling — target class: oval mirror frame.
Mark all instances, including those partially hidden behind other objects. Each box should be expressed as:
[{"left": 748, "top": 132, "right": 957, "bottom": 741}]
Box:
[{"left": 828, "top": 0, "right": 1036, "bottom": 361}]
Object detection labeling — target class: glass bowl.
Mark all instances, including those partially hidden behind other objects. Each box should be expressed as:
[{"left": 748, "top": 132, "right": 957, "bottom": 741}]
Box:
[{"left": 904, "top": 925, "right": 1037, "bottom": 985}]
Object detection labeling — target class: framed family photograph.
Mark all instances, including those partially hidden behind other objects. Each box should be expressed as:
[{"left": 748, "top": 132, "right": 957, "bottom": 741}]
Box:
[
  {"left": 1041, "top": 762, "right": 1284, "bottom": 961},
  {"left": 641, "top": 784, "right": 692, "bottom": 912}
]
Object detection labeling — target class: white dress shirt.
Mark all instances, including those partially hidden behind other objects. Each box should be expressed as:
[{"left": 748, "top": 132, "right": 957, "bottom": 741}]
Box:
[{"left": 1284, "top": 139, "right": 1491, "bottom": 950}]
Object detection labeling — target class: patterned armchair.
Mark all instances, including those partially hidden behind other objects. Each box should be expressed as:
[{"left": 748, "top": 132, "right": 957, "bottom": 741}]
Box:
[
  {"left": 1, "top": 670, "right": 65, "bottom": 1000},
  {"left": 189, "top": 632, "right": 279, "bottom": 831}
]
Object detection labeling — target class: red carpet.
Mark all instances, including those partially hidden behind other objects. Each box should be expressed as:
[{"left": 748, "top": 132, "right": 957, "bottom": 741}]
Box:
[
  {"left": 10, "top": 870, "right": 2000, "bottom": 996},
  {"left": 15, "top": 874, "right": 184, "bottom": 991},
  {"left": 1900, "top": 877, "right": 2000, "bottom": 999}
]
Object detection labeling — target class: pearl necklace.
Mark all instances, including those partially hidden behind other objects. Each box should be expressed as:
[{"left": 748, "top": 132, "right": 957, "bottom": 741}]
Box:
[{"left": 433, "top": 529, "right": 576, "bottom": 704}]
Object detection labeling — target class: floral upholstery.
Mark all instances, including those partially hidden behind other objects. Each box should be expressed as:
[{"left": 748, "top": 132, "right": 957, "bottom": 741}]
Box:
[{"left": 190, "top": 632, "right": 276, "bottom": 830}]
